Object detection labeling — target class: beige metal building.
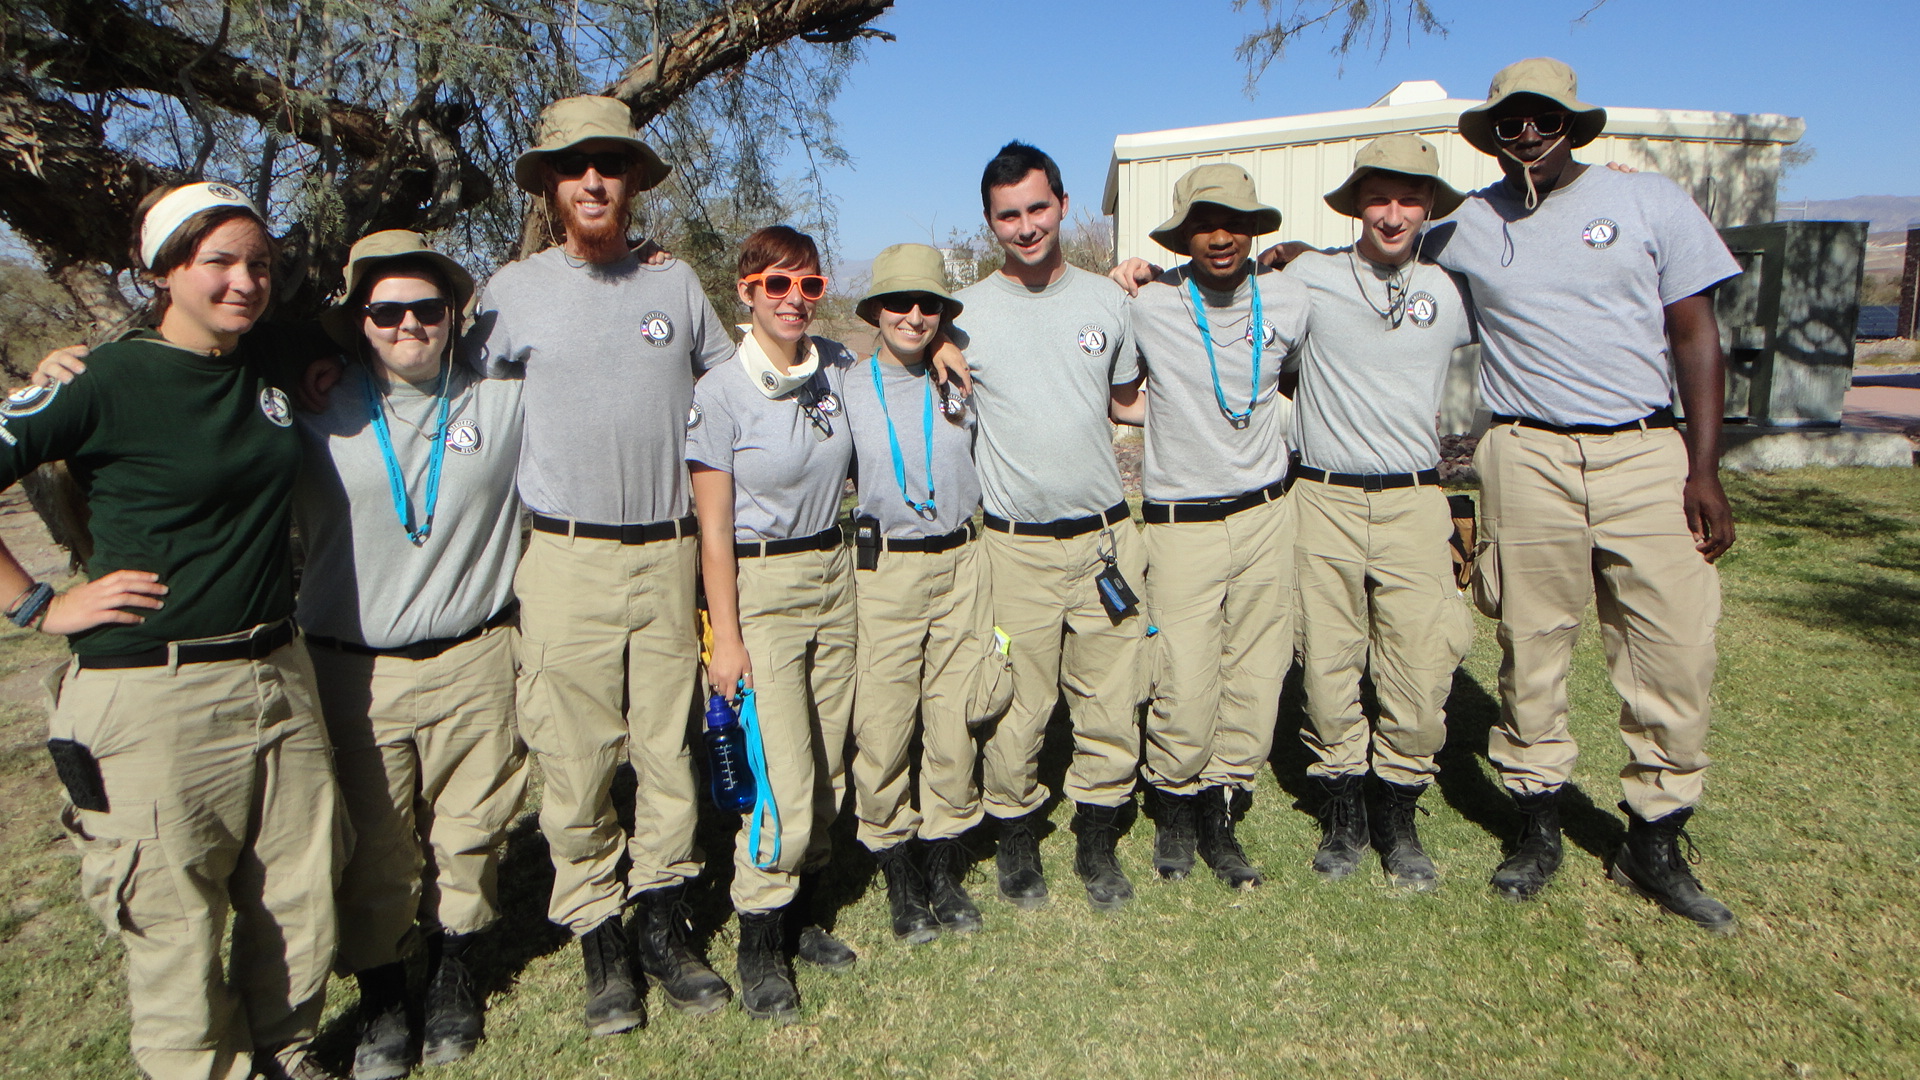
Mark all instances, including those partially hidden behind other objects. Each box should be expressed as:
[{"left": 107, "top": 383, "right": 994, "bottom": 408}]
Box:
[{"left": 1102, "top": 80, "right": 1806, "bottom": 265}]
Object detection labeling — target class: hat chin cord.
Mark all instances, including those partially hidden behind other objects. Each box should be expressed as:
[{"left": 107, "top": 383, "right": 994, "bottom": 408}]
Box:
[{"left": 1498, "top": 134, "right": 1567, "bottom": 210}]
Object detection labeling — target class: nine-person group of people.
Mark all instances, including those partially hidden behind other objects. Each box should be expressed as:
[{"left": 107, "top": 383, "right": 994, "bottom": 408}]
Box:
[{"left": 7, "top": 55, "right": 1742, "bottom": 1080}]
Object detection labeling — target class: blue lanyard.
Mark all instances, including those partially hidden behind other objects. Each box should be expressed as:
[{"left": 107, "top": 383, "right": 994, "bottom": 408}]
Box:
[
  {"left": 738, "top": 687, "right": 781, "bottom": 870},
  {"left": 868, "top": 353, "right": 937, "bottom": 519},
  {"left": 362, "top": 364, "right": 450, "bottom": 545},
  {"left": 1186, "top": 273, "right": 1264, "bottom": 430}
]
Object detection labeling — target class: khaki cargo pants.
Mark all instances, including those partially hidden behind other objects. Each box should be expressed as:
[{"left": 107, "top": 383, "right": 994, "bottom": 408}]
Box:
[
  {"left": 851, "top": 540, "right": 989, "bottom": 850},
  {"left": 1293, "top": 479, "right": 1474, "bottom": 785},
  {"left": 49, "top": 639, "right": 344, "bottom": 1080},
  {"left": 731, "top": 545, "right": 857, "bottom": 913},
  {"left": 515, "top": 530, "right": 702, "bottom": 935},
  {"left": 980, "top": 522, "right": 1146, "bottom": 815},
  {"left": 1141, "top": 495, "right": 1294, "bottom": 794},
  {"left": 311, "top": 625, "right": 529, "bottom": 974},
  {"left": 1474, "top": 423, "right": 1720, "bottom": 819}
]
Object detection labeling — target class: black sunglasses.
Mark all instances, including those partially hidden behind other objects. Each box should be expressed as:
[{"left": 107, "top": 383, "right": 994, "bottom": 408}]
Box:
[
  {"left": 548, "top": 150, "right": 636, "bottom": 179},
  {"left": 364, "top": 298, "right": 451, "bottom": 328},
  {"left": 1492, "top": 113, "right": 1572, "bottom": 142},
  {"left": 878, "top": 294, "right": 945, "bottom": 316}
]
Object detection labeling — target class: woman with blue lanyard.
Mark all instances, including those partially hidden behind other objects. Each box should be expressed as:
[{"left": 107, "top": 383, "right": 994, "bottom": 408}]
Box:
[
  {"left": 686, "top": 225, "right": 857, "bottom": 1022},
  {"left": 297, "top": 232, "right": 528, "bottom": 1079},
  {"left": 1, "top": 182, "right": 344, "bottom": 1080},
  {"left": 842, "top": 244, "right": 1006, "bottom": 944}
]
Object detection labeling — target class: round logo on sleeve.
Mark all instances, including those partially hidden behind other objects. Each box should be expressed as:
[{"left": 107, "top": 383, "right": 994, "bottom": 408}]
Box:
[
  {"left": 2, "top": 384, "right": 59, "bottom": 418},
  {"left": 258, "top": 386, "right": 292, "bottom": 427},
  {"left": 687, "top": 403, "right": 703, "bottom": 429},
  {"left": 1583, "top": 218, "right": 1620, "bottom": 249},
  {"left": 446, "top": 419, "right": 481, "bottom": 455},
  {"left": 640, "top": 311, "right": 675, "bottom": 346},
  {"left": 1407, "top": 291, "right": 1439, "bottom": 328},
  {"left": 1076, "top": 325, "right": 1109, "bottom": 356}
]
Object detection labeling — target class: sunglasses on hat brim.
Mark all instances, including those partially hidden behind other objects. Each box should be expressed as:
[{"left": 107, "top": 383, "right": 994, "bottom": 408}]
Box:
[
  {"left": 364, "top": 298, "right": 451, "bottom": 328},
  {"left": 741, "top": 272, "right": 829, "bottom": 301}
]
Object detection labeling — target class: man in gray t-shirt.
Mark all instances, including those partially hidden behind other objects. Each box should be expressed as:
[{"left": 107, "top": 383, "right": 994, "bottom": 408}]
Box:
[
  {"left": 469, "top": 95, "right": 733, "bottom": 1030},
  {"left": 1431, "top": 58, "right": 1741, "bottom": 931},
  {"left": 952, "top": 141, "right": 1147, "bottom": 914}
]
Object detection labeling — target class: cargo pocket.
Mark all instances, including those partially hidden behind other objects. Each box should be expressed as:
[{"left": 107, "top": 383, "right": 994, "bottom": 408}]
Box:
[
  {"left": 1469, "top": 539, "right": 1502, "bottom": 621},
  {"left": 963, "top": 626, "right": 1014, "bottom": 727},
  {"left": 1141, "top": 626, "right": 1170, "bottom": 704},
  {"left": 62, "top": 800, "right": 160, "bottom": 934}
]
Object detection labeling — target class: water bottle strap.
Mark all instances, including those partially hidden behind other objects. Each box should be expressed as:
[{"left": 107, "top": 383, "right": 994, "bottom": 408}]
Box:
[{"left": 739, "top": 688, "right": 781, "bottom": 870}]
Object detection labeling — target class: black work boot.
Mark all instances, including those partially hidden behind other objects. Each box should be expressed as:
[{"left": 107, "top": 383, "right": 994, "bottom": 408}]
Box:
[
  {"left": 1489, "top": 787, "right": 1564, "bottom": 902},
  {"left": 631, "top": 884, "right": 733, "bottom": 1015},
  {"left": 1150, "top": 787, "right": 1199, "bottom": 881},
  {"left": 351, "top": 962, "right": 411, "bottom": 1080},
  {"left": 1197, "top": 785, "right": 1263, "bottom": 889},
  {"left": 994, "top": 811, "right": 1049, "bottom": 909},
  {"left": 792, "top": 873, "right": 858, "bottom": 971},
  {"left": 421, "top": 932, "right": 482, "bottom": 1067},
  {"left": 1371, "top": 778, "right": 1439, "bottom": 892},
  {"left": 257, "top": 1044, "right": 345, "bottom": 1080},
  {"left": 1311, "top": 774, "right": 1370, "bottom": 881},
  {"left": 735, "top": 909, "right": 800, "bottom": 1022},
  {"left": 1609, "top": 803, "right": 1736, "bottom": 934},
  {"left": 1071, "top": 801, "right": 1135, "bottom": 911},
  {"left": 874, "top": 843, "right": 940, "bottom": 944},
  {"left": 922, "top": 836, "right": 984, "bottom": 933},
  {"left": 578, "top": 915, "right": 643, "bottom": 1036}
]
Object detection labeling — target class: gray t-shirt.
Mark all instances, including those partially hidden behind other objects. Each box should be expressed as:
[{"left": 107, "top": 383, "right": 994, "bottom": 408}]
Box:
[
  {"left": 471, "top": 247, "right": 733, "bottom": 523},
  {"left": 953, "top": 266, "right": 1136, "bottom": 521},
  {"left": 293, "top": 362, "right": 525, "bottom": 648},
  {"left": 843, "top": 353, "right": 981, "bottom": 538},
  {"left": 686, "top": 337, "right": 856, "bottom": 541},
  {"left": 1429, "top": 166, "right": 1740, "bottom": 426},
  {"left": 1286, "top": 249, "right": 1477, "bottom": 474},
  {"left": 1132, "top": 264, "right": 1307, "bottom": 501}
]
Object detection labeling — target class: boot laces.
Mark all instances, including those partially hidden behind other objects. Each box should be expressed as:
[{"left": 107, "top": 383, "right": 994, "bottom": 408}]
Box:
[{"left": 927, "top": 838, "right": 972, "bottom": 885}]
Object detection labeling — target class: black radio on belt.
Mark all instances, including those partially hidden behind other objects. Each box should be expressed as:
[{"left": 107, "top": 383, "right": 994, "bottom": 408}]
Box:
[{"left": 854, "top": 517, "right": 881, "bottom": 571}]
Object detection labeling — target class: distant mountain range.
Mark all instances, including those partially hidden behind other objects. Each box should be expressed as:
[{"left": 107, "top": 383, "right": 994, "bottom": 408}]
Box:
[{"left": 1779, "top": 196, "right": 1920, "bottom": 233}]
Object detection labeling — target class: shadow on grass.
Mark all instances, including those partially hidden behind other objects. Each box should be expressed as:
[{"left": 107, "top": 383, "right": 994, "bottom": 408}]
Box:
[
  {"left": 1723, "top": 477, "right": 1907, "bottom": 539},
  {"left": 1757, "top": 571, "right": 1920, "bottom": 655},
  {"left": 1866, "top": 538, "right": 1920, "bottom": 576}
]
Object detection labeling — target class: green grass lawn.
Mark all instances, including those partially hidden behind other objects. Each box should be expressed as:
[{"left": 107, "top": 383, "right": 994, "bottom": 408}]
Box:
[{"left": 3, "top": 468, "right": 1917, "bottom": 1080}]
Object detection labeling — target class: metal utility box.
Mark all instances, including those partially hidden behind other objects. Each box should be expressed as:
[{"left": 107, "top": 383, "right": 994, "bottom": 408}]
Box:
[{"left": 1715, "top": 221, "right": 1867, "bottom": 426}]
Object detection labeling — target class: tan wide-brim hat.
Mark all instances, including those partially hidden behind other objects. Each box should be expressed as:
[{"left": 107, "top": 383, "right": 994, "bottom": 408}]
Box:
[
  {"left": 857, "top": 243, "right": 962, "bottom": 326},
  {"left": 1323, "top": 134, "right": 1467, "bottom": 220},
  {"left": 321, "top": 229, "right": 476, "bottom": 348},
  {"left": 512, "top": 95, "right": 671, "bottom": 195},
  {"left": 1149, "top": 163, "right": 1281, "bottom": 254},
  {"left": 1458, "top": 57, "right": 1607, "bottom": 157}
]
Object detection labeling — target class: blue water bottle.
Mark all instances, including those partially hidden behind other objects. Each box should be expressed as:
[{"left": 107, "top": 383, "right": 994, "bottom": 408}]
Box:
[{"left": 704, "top": 693, "right": 757, "bottom": 812}]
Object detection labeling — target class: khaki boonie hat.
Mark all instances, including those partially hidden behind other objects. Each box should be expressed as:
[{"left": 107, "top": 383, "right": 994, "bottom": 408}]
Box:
[
  {"left": 513, "top": 96, "right": 671, "bottom": 195},
  {"left": 1323, "top": 134, "right": 1467, "bottom": 220},
  {"left": 1458, "top": 57, "right": 1607, "bottom": 156},
  {"left": 322, "top": 229, "right": 476, "bottom": 347},
  {"left": 857, "top": 243, "right": 962, "bottom": 326},
  {"left": 1149, "top": 163, "right": 1281, "bottom": 254}
]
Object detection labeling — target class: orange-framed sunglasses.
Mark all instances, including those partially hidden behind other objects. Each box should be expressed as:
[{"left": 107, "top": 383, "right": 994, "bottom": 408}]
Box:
[{"left": 740, "top": 271, "right": 829, "bottom": 301}]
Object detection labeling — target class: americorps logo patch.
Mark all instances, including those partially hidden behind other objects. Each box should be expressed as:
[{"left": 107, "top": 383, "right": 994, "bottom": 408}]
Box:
[
  {"left": 1583, "top": 218, "right": 1620, "bottom": 249},
  {"left": 446, "top": 419, "right": 481, "bottom": 455},
  {"left": 1076, "top": 324, "right": 1108, "bottom": 356},
  {"left": 1, "top": 383, "right": 58, "bottom": 418},
  {"left": 258, "top": 386, "right": 292, "bottom": 427},
  {"left": 640, "top": 310, "right": 675, "bottom": 346},
  {"left": 1407, "top": 291, "right": 1438, "bottom": 328},
  {"left": 1244, "top": 321, "right": 1278, "bottom": 348}
]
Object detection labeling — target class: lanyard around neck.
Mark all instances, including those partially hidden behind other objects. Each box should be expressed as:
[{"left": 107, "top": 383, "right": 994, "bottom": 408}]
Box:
[
  {"left": 868, "top": 353, "right": 937, "bottom": 519},
  {"left": 362, "top": 363, "right": 450, "bottom": 545},
  {"left": 1186, "top": 273, "right": 1263, "bottom": 430}
]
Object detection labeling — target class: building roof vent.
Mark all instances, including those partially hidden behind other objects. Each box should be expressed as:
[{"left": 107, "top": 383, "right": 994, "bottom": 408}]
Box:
[{"left": 1369, "top": 80, "right": 1448, "bottom": 108}]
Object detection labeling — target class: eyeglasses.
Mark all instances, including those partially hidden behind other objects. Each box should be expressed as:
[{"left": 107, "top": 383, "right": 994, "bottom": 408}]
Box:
[
  {"left": 547, "top": 150, "right": 636, "bottom": 178},
  {"left": 740, "top": 271, "right": 829, "bottom": 301},
  {"left": 364, "top": 298, "right": 451, "bottom": 328},
  {"left": 878, "top": 294, "right": 944, "bottom": 316},
  {"left": 1492, "top": 113, "right": 1571, "bottom": 142}
]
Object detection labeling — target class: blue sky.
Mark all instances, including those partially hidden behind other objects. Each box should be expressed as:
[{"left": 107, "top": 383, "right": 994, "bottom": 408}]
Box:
[{"left": 818, "top": 0, "right": 1917, "bottom": 263}]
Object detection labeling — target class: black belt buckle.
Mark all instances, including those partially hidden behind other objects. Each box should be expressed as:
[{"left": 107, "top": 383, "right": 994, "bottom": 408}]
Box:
[{"left": 1363, "top": 473, "right": 1386, "bottom": 494}]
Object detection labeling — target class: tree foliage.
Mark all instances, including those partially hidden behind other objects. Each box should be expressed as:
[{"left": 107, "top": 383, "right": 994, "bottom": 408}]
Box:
[
  {"left": 0, "top": 0, "right": 897, "bottom": 327},
  {"left": 1232, "top": 0, "right": 1443, "bottom": 87}
]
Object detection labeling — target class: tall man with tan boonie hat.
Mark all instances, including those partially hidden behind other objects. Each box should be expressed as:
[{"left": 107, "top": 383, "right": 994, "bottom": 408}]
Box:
[
  {"left": 1107, "top": 163, "right": 1307, "bottom": 890},
  {"left": 843, "top": 244, "right": 1000, "bottom": 941},
  {"left": 1282, "top": 135, "right": 1478, "bottom": 890},
  {"left": 953, "top": 141, "right": 1146, "bottom": 913},
  {"left": 470, "top": 95, "right": 736, "bottom": 1031},
  {"left": 1429, "top": 58, "right": 1741, "bottom": 930}
]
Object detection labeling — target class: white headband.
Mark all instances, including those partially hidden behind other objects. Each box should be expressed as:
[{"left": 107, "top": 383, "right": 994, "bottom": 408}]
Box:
[{"left": 139, "top": 182, "right": 264, "bottom": 270}]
